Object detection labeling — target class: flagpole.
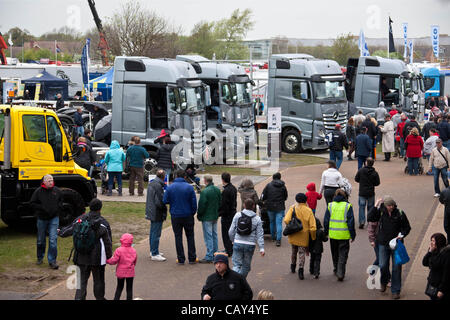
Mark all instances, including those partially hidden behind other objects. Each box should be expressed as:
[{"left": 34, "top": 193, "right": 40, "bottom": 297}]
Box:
[{"left": 387, "top": 16, "right": 390, "bottom": 59}]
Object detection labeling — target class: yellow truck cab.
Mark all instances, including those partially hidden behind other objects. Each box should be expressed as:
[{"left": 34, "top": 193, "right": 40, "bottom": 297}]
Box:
[{"left": 0, "top": 105, "right": 97, "bottom": 226}]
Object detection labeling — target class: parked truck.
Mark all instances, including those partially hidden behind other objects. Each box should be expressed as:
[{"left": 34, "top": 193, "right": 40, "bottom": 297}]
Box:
[
  {"left": 345, "top": 56, "right": 426, "bottom": 118},
  {"left": 0, "top": 105, "right": 97, "bottom": 227},
  {"left": 267, "top": 54, "right": 348, "bottom": 153},
  {"left": 111, "top": 56, "right": 210, "bottom": 170}
]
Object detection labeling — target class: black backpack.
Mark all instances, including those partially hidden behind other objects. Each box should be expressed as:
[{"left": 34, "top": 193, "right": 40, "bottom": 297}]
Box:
[
  {"left": 72, "top": 217, "right": 97, "bottom": 254},
  {"left": 237, "top": 212, "right": 252, "bottom": 236}
]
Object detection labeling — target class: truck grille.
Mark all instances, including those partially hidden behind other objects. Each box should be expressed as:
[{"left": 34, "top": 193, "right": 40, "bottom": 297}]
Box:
[{"left": 323, "top": 111, "right": 348, "bottom": 132}]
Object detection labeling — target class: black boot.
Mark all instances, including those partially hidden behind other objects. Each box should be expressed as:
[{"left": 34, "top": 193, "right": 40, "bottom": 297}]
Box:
[
  {"left": 298, "top": 268, "right": 304, "bottom": 280},
  {"left": 290, "top": 264, "right": 296, "bottom": 274}
]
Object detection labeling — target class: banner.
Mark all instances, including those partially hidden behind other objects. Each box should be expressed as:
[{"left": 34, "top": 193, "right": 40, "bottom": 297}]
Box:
[
  {"left": 431, "top": 25, "right": 439, "bottom": 58},
  {"left": 402, "top": 23, "right": 408, "bottom": 58},
  {"left": 359, "top": 30, "right": 370, "bottom": 57},
  {"left": 389, "top": 17, "right": 396, "bottom": 53},
  {"left": 409, "top": 40, "right": 414, "bottom": 64},
  {"left": 267, "top": 107, "right": 281, "bottom": 133},
  {"left": 34, "top": 83, "right": 41, "bottom": 101},
  {"left": 81, "top": 38, "right": 91, "bottom": 89}
]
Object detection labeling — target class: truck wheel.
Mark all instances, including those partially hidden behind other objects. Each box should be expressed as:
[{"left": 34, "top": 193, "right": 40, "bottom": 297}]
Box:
[
  {"left": 143, "top": 151, "right": 158, "bottom": 182},
  {"left": 282, "top": 129, "right": 302, "bottom": 153},
  {"left": 59, "top": 188, "right": 85, "bottom": 226},
  {"left": 83, "top": 119, "right": 93, "bottom": 131}
]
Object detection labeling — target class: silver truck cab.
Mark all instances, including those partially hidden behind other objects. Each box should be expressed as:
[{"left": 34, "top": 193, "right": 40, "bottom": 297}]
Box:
[
  {"left": 268, "top": 54, "right": 347, "bottom": 153},
  {"left": 112, "top": 56, "right": 208, "bottom": 165},
  {"left": 401, "top": 64, "right": 426, "bottom": 120},
  {"left": 345, "top": 56, "right": 423, "bottom": 115}
]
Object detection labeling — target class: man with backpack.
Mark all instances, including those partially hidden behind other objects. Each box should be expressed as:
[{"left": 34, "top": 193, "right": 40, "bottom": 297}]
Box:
[
  {"left": 58, "top": 198, "right": 113, "bottom": 300},
  {"left": 228, "top": 199, "right": 265, "bottom": 278},
  {"left": 328, "top": 124, "right": 348, "bottom": 169}
]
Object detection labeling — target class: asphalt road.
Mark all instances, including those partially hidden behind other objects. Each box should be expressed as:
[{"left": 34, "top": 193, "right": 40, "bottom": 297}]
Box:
[{"left": 40, "top": 154, "right": 437, "bottom": 300}]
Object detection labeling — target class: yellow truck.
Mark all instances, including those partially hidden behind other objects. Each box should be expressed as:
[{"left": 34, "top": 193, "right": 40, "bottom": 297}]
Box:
[{"left": 0, "top": 105, "right": 97, "bottom": 227}]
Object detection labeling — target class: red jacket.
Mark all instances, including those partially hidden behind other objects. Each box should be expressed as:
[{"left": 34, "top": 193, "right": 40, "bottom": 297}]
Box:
[
  {"left": 107, "top": 233, "right": 137, "bottom": 278},
  {"left": 405, "top": 134, "right": 424, "bottom": 158},
  {"left": 389, "top": 110, "right": 398, "bottom": 117},
  {"left": 306, "top": 182, "right": 322, "bottom": 210},
  {"left": 397, "top": 120, "right": 407, "bottom": 138}
]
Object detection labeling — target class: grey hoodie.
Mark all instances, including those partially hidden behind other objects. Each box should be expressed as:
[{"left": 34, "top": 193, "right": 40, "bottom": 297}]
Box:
[{"left": 229, "top": 209, "right": 265, "bottom": 253}]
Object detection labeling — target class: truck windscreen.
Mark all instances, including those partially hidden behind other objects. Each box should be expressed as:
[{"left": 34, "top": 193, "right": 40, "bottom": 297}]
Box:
[
  {"left": 181, "top": 87, "right": 205, "bottom": 112},
  {"left": 230, "top": 82, "right": 252, "bottom": 105},
  {"left": 312, "top": 81, "right": 346, "bottom": 102}
]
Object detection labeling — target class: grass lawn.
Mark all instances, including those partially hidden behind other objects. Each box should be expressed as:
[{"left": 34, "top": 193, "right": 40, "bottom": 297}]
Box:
[{"left": 0, "top": 202, "right": 171, "bottom": 293}]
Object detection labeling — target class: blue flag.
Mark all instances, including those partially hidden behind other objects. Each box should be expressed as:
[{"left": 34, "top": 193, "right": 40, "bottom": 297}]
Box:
[
  {"left": 81, "top": 39, "right": 91, "bottom": 88},
  {"left": 359, "top": 30, "right": 370, "bottom": 57}
]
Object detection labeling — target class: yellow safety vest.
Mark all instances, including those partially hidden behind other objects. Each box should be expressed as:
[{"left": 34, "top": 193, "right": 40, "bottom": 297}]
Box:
[{"left": 328, "top": 201, "right": 351, "bottom": 240}]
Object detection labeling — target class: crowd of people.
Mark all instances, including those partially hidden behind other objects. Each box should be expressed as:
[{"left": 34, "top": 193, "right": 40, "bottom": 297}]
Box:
[{"left": 29, "top": 100, "right": 450, "bottom": 301}]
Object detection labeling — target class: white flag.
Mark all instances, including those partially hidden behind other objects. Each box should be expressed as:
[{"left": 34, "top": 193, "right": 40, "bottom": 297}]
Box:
[
  {"left": 431, "top": 25, "right": 439, "bottom": 58},
  {"left": 402, "top": 23, "right": 408, "bottom": 59},
  {"left": 8, "top": 34, "right": 13, "bottom": 46}
]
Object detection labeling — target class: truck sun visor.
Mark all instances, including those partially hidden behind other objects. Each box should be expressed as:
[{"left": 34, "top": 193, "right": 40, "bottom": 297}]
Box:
[
  {"left": 176, "top": 78, "right": 202, "bottom": 88},
  {"left": 227, "top": 74, "right": 250, "bottom": 83}
]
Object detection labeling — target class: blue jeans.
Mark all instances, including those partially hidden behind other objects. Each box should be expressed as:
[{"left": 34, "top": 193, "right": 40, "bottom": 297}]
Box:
[
  {"left": 400, "top": 138, "right": 405, "bottom": 157},
  {"left": 232, "top": 243, "right": 255, "bottom": 278},
  {"left": 358, "top": 196, "right": 374, "bottom": 225},
  {"left": 149, "top": 221, "right": 163, "bottom": 256},
  {"left": 378, "top": 244, "right": 402, "bottom": 294},
  {"left": 108, "top": 171, "right": 122, "bottom": 193},
  {"left": 267, "top": 210, "right": 284, "bottom": 241},
  {"left": 357, "top": 155, "right": 367, "bottom": 170},
  {"left": 76, "top": 125, "right": 84, "bottom": 137},
  {"left": 330, "top": 150, "right": 343, "bottom": 169},
  {"left": 434, "top": 167, "right": 449, "bottom": 194},
  {"left": 164, "top": 168, "right": 172, "bottom": 186},
  {"left": 201, "top": 221, "right": 218, "bottom": 261},
  {"left": 36, "top": 216, "right": 59, "bottom": 263},
  {"left": 408, "top": 157, "right": 419, "bottom": 175},
  {"left": 211, "top": 106, "right": 222, "bottom": 125},
  {"left": 373, "top": 243, "right": 380, "bottom": 266}
]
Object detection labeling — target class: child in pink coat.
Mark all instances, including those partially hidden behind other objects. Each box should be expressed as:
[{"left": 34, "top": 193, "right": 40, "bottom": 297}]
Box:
[{"left": 107, "top": 233, "right": 137, "bottom": 300}]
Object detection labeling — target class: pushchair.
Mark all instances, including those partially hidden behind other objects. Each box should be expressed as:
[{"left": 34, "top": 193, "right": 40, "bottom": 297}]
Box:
[
  {"left": 403, "top": 156, "right": 424, "bottom": 175},
  {"left": 98, "top": 160, "right": 118, "bottom": 194}
]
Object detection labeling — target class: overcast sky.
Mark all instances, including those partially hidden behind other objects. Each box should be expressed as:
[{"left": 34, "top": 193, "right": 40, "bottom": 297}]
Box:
[{"left": 0, "top": 0, "right": 449, "bottom": 39}]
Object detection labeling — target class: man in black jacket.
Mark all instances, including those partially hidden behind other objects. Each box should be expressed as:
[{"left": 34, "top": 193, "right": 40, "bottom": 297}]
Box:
[
  {"left": 355, "top": 157, "right": 380, "bottom": 229},
  {"left": 59, "top": 198, "right": 113, "bottom": 300},
  {"left": 30, "top": 174, "right": 63, "bottom": 269},
  {"left": 218, "top": 172, "right": 237, "bottom": 257},
  {"left": 367, "top": 196, "right": 411, "bottom": 299},
  {"left": 402, "top": 115, "right": 421, "bottom": 140},
  {"left": 156, "top": 135, "right": 175, "bottom": 185},
  {"left": 437, "top": 114, "right": 450, "bottom": 149},
  {"left": 439, "top": 186, "right": 450, "bottom": 243},
  {"left": 146, "top": 169, "right": 168, "bottom": 261},
  {"left": 261, "top": 172, "right": 288, "bottom": 246},
  {"left": 362, "top": 115, "right": 378, "bottom": 158},
  {"left": 201, "top": 252, "right": 253, "bottom": 300},
  {"left": 55, "top": 93, "right": 64, "bottom": 110},
  {"left": 329, "top": 124, "right": 348, "bottom": 169}
]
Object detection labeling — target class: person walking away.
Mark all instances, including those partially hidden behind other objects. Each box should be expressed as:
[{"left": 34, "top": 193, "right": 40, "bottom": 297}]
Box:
[
  {"left": 379, "top": 114, "right": 395, "bottom": 161},
  {"left": 424, "top": 129, "right": 440, "bottom": 161},
  {"left": 375, "top": 101, "right": 388, "bottom": 143},
  {"left": 397, "top": 113, "right": 408, "bottom": 158},
  {"left": 355, "top": 157, "right": 380, "bottom": 229},
  {"left": 402, "top": 115, "right": 421, "bottom": 143},
  {"left": 218, "top": 172, "right": 237, "bottom": 257},
  {"left": 163, "top": 170, "right": 198, "bottom": 265},
  {"left": 422, "top": 233, "right": 450, "bottom": 300},
  {"left": 30, "top": 174, "right": 63, "bottom": 269},
  {"left": 306, "top": 182, "right": 322, "bottom": 214},
  {"left": 58, "top": 199, "right": 113, "bottom": 300},
  {"left": 437, "top": 114, "right": 450, "bottom": 150},
  {"left": 354, "top": 109, "right": 365, "bottom": 132},
  {"left": 228, "top": 199, "right": 265, "bottom": 278},
  {"left": 104, "top": 140, "right": 126, "bottom": 196},
  {"left": 329, "top": 124, "right": 348, "bottom": 169},
  {"left": 367, "top": 196, "right": 411, "bottom": 299},
  {"left": 106, "top": 233, "right": 137, "bottom": 300},
  {"left": 55, "top": 93, "right": 64, "bottom": 110},
  {"left": 197, "top": 175, "right": 222, "bottom": 263},
  {"left": 261, "top": 172, "right": 288, "bottom": 246},
  {"left": 323, "top": 189, "right": 356, "bottom": 281},
  {"left": 309, "top": 216, "right": 328, "bottom": 279},
  {"left": 422, "top": 115, "right": 437, "bottom": 142},
  {"left": 145, "top": 169, "right": 168, "bottom": 261},
  {"left": 346, "top": 117, "right": 356, "bottom": 161},
  {"left": 156, "top": 135, "right": 175, "bottom": 185},
  {"left": 428, "top": 138, "right": 450, "bottom": 197},
  {"left": 362, "top": 115, "right": 377, "bottom": 158},
  {"left": 284, "top": 193, "right": 317, "bottom": 280},
  {"left": 238, "top": 178, "right": 259, "bottom": 212},
  {"left": 74, "top": 137, "right": 96, "bottom": 174},
  {"left": 355, "top": 127, "right": 373, "bottom": 169},
  {"left": 439, "top": 186, "right": 450, "bottom": 242},
  {"left": 389, "top": 104, "right": 398, "bottom": 118},
  {"left": 201, "top": 252, "right": 253, "bottom": 300},
  {"left": 319, "top": 160, "right": 344, "bottom": 205},
  {"left": 126, "top": 136, "right": 149, "bottom": 196},
  {"left": 74, "top": 107, "right": 84, "bottom": 137},
  {"left": 405, "top": 127, "right": 424, "bottom": 175}
]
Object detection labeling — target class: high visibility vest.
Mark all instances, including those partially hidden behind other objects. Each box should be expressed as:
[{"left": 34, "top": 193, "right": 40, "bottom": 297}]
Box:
[{"left": 328, "top": 201, "right": 351, "bottom": 240}]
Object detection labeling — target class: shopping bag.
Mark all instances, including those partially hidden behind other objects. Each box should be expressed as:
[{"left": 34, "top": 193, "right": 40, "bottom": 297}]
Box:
[{"left": 394, "top": 240, "right": 410, "bottom": 265}]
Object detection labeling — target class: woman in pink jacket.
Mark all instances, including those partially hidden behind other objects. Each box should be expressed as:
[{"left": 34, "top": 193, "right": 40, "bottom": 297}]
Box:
[{"left": 107, "top": 233, "right": 137, "bottom": 300}]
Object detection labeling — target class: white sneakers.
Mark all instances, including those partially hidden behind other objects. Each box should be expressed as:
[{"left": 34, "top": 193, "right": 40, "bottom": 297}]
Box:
[
  {"left": 434, "top": 193, "right": 441, "bottom": 198},
  {"left": 151, "top": 254, "right": 166, "bottom": 261}
]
